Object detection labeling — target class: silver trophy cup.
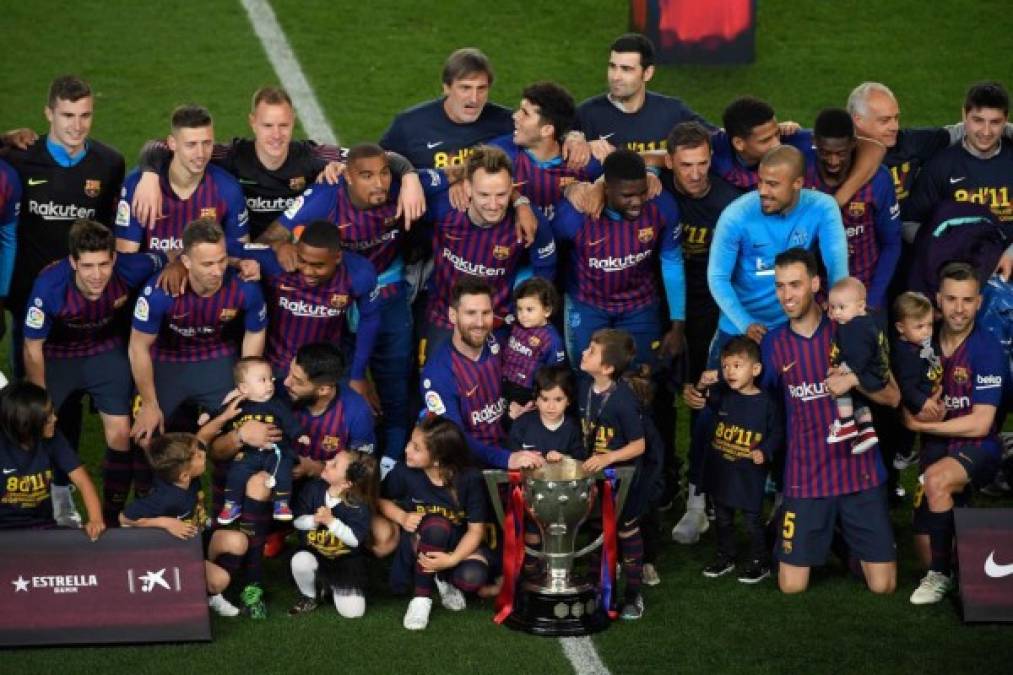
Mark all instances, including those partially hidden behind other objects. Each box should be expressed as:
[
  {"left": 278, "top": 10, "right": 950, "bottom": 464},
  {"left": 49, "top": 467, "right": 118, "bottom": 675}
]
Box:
[{"left": 484, "top": 458, "right": 634, "bottom": 636}]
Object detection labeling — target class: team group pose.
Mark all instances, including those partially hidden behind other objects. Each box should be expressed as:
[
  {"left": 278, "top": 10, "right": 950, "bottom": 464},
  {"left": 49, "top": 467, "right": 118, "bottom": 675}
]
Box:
[{"left": 0, "top": 33, "right": 1010, "bottom": 631}]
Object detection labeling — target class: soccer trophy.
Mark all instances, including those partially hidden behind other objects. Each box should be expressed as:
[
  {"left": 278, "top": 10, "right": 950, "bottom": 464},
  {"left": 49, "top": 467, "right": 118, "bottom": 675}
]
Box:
[{"left": 484, "top": 459, "right": 634, "bottom": 636}]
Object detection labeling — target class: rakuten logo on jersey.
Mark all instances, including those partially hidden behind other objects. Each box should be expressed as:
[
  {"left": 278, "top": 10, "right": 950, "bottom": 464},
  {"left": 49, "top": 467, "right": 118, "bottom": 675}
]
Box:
[
  {"left": 278, "top": 297, "right": 342, "bottom": 318},
  {"left": 787, "top": 381, "right": 830, "bottom": 402},
  {"left": 470, "top": 398, "right": 505, "bottom": 426},
  {"left": 944, "top": 394, "right": 971, "bottom": 410},
  {"left": 149, "top": 237, "right": 183, "bottom": 251},
  {"left": 247, "top": 195, "right": 293, "bottom": 213},
  {"left": 441, "top": 248, "right": 506, "bottom": 277},
  {"left": 344, "top": 230, "right": 398, "bottom": 251},
  {"left": 587, "top": 250, "right": 652, "bottom": 272},
  {"left": 845, "top": 224, "right": 866, "bottom": 239},
  {"left": 28, "top": 201, "right": 96, "bottom": 221},
  {"left": 508, "top": 335, "right": 533, "bottom": 357}
]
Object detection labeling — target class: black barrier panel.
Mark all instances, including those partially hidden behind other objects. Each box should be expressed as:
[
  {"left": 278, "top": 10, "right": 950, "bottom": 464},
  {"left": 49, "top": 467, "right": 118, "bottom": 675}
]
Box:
[
  {"left": 0, "top": 528, "right": 211, "bottom": 646},
  {"left": 955, "top": 508, "right": 1013, "bottom": 623}
]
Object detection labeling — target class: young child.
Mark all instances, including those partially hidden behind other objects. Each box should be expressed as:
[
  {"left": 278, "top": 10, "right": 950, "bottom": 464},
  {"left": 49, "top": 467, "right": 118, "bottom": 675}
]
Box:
[
  {"left": 217, "top": 357, "right": 306, "bottom": 524},
  {"left": 578, "top": 328, "right": 647, "bottom": 620},
  {"left": 120, "top": 401, "right": 249, "bottom": 617},
  {"left": 289, "top": 450, "right": 378, "bottom": 618},
  {"left": 508, "top": 365, "right": 585, "bottom": 462},
  {"left": 890, "top": 292, "right": 943, "bottom": 469},
  {"left": 826, "top": 277, "right": 890, "bottom": 454},
  {"left": 502, "top": 277, "right": 566, "bottom": 414},
  {"left": 696, "top": 337, "right": 783, "bottom": 583},
  {"left": 380, "top": 415, "right": 493, "bottom": 631}
]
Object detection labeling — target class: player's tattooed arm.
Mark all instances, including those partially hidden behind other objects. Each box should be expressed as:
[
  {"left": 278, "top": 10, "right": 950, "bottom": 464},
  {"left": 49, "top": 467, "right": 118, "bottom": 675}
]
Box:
[{"left": 562, "top": 130, "right": 591, "bottom": 170}]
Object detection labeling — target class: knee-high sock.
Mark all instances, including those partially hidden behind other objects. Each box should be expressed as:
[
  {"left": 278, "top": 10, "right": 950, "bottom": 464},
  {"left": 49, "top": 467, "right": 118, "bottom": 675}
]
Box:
[
  {"left": 620, "top": 528, "right": 645, "bottom": 601},
  {"left": 414, "top": 516, "right": 452, "bottom": 598},
  {"left": 101, "top": 446, "right": 133, "bottom": 525},
  {"left": 131, "top": 442, "right": 153, "bottom": 497},
  {"left": 239, "top": 497, "right": 272, "bottom": 586},
  {"left": 927, "top": 509, "right": 955, "bottom": 575}
]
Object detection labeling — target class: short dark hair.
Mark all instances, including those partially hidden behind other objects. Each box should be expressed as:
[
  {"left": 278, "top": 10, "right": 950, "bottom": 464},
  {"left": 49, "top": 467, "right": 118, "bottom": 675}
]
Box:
[
  {"left": 251, "top": 86, "right": 292, "bottom": 111},
  {"left": 722, "top": 96, "right": 775, "bottom": 142},
  {"left": 171, "top": 104, "right": 213, "bottom": 132},
  {"left": 450, "top": 275, "right": 493, "bottom": 308},
  {"left": 442, "top": 48, "right": 494, "bottom": 86},
  {"left": 521, "top": 82, "right": 576, "bottom": 143},
  {"left": 69, "top": 219, "right": 114, "bottom": 259},
  {"left": 813, "top": 107, "right": 855, "bottom": 139},
  {"left": 667, "top": 121, "right": 712, "bottom": 154},
  {"left": 938, "top": 260, "right": 980, "bottom": 290},
  {"left": 964, "top": 81, "right": 1009, "bottom": 115},
  {"left": 295, "top": 342, "right": 345, "bottom": 387},
  {"left": 534, "top": 364, "right": 575, "bottom": 404},
  {"left": 610, "top": 33, "right": 655, "bottom": 69},
  {"left": 146, "top": 432, "right": 199, "bottom": 483},
  {"left": 182, "top": 217, "right": 224, "bottom": 253},
  {"left": 603, "top": 149, "right": 647, "bottom": 183},
  {"left": 465, "top": 144, "right": 513, "bottom": 181},
  {"left": 47, "top": 75, "right": 91, "bottom": 108},
  {"left": 415, "top": 415, "right": 472, "bottom": 487},
  {"left": 774, "top": 247, "right": 819, "bottom": 277},
  {"left": 346, "top": 142, "right": 386, "bottom": 165},
  {"left": 0, "top": 382, "right": 52, "bottom": 450},
  {"left": 299, "top": 220, "right": 342, "bottom": 252},
  {"left": 514, "top": 276, "right": 559, "bottom": 315},
  {"left": 590, "top": 328, "right": 636, "bottom": 379},
  {"left": 721, "top": 336, "right": 761, "bottom": 364}
]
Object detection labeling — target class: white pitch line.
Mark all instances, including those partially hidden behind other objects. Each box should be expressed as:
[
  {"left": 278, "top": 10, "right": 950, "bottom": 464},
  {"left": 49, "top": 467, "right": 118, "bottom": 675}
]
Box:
[
  {"left": 560, "top": 636, "right": 612, "bottom": 675},
  {"left": 240, "top": 0, "right": 338, "bottom": 146}
]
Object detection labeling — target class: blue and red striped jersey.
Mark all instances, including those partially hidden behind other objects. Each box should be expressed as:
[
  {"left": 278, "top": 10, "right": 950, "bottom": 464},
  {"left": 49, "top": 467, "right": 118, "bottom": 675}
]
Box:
[
  {"left": 711, "top": 129, "right": 815, "bottom": 190},
  {"left": 24, "top": 252, "right": 164, "bottom": 358},
  {"left": 806, "top": 165, "right": 901, "bottom": 309},
  {"left": 501, "top": 323, "right": 566, "bottom": 390},
  {"left": 551, "top": 192, "right": 681, "bottom": 313},
  {"left": 924, "top": 325, "right": 1006, "bottom": 458},
  {"left": 488, "top": 134, "right": 603, "bottom": 220},
  {"left": 115, "top": 164, "right": 249, "bottom": 256},
  {"left": 239, "top": 244, "right": 380, "bottom": 378},
  {"left": 761, "top": 314, "right": 887, "bottom": 498},
  {"left": 292, "top": 387, "right": 376, "bottom": 461},
  {"left": 421, "top": 335, "right": 509, "bottom": 468},
  {"left": 131, "top": 267, "right": 267, "bottom": 362}
]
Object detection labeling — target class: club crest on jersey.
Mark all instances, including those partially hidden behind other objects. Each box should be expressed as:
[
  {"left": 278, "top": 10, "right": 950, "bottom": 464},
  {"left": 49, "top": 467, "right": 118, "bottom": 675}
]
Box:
[
  {"left": 492, "top": 244, "right": 511, "bottom": 260},
  {"left": 638, "top": 227, "right": 654, "bottom": 243},
  {"left": 528, "top": 335, "right": 541, "bottom": 347},
  {"left": 953, "top": 366, "right": 969, "bottom": 384},
  {"left": 219, "top": 308, "right": 238, "bottom": 321},
  {"left": 200, "top": 207, "right": 218, "bottom": 220},
  {"left": 847, "top": 201, "right": 866, "bottom": 218},
  {"left": 84, "top": 179, "right": 101, "bottom": 198},
  {"left": 321, "top": 435, "right": 341, "bottom": 453},
  {"left": 289, "top": 176, "right": 306, "bottom": 192},
  {"left": 329, "top": 294, "right": 349, "bottom": 309}
]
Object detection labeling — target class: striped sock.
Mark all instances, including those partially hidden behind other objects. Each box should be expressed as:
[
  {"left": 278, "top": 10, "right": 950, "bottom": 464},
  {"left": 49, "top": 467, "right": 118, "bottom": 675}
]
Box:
[
  {"left": 620, "top": 528, "right": 645, "bottom": 601},
  {"left": 414, "top": 516, "right": 452, "bottom": 598},
  {"left": 101, "top": 446, "right": 133, "bottom": 525},
  {"left": 239, "top": 497, "right": 272, "bottom": 586},
  {"left": 131, "top": 442, "right": 153, "bottom": 497}
]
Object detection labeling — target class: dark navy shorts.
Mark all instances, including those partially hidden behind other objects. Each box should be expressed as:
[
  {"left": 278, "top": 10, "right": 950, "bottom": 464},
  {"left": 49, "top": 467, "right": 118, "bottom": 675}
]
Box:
[
  {"left": 153, "top": 356, "right": 236, "bottom": 419},
  {"left": 776, "top": 485, "right": 896, "bottom": 566},
  {"left": 911, "top": 444, "right": 998, "bottom": 534},
  {"left": 46, "top": 349, "right": 133, "bottom": 415}
]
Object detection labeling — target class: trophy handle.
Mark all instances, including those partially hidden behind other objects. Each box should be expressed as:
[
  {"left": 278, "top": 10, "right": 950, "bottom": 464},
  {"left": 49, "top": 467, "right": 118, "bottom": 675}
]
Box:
[{"left": 482, "top": 470, "right": 511, "bottom": 528}]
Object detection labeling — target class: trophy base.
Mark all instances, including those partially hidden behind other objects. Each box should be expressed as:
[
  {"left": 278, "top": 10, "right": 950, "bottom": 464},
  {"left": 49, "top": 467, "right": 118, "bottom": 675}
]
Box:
[{"left": 504, "top": 586, "right": 610, "bottom": 637}]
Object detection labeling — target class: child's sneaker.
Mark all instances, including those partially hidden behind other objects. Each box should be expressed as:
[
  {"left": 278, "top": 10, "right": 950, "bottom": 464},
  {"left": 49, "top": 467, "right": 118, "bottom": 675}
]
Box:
[
  {"left": 702, "top": 555, "right": 735, "bottom": 578},
  {"left": 827, "top": 419, "right": 858, "bottom": 443},
  {"left": 217, "top": 500, "right": 242, "bottom": 525},
  {"left": 287, "top": 595, "right": 319, "bottom": 616},
  {"left": 619, "top": 594, "right": 644, "bottom": 620},
  {"left": 434, "top": 576, "right": 466, "bottom": 611},
  {"left": 241, "top": 583, "right": 267, "bottom": 619},
  {"left": 851, "top": 424, "right": 879, "bottom": 455},
  {"left": 893, "top": 447, "right": 919, "bottom": 470},
  {"left": 273, "top": 500, "right": 294, "bottom": 521},
  {"left": 403, "top": 596, "right": 433, "bottom": 630},
  {"left": 737, "top": 559, "right": 771, "bottom": 584},
  {"left": 641, "top": 563, "right": 661, "bottom": 587},
  {"left": 209, "top": 593, "right": 240, "bottom": 617}
]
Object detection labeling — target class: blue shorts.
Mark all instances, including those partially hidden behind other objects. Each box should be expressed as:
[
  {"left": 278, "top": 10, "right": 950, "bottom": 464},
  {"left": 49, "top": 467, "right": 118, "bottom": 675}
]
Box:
[
  {"left": 777, "top": 485, "right": 896, "bottom": 566},
  {"left": 153, "top": 356, "right": 236, "bottom": 419},
  {"left": 46, "top": 349, "right": 133, "bottom": 415},
  {"left": 911, "top": 444, "right": 999, "bottom": 533}
]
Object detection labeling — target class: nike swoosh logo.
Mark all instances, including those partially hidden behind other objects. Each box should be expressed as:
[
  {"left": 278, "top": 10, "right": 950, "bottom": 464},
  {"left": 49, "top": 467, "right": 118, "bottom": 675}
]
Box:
[
  {"left": 752, "top": 242, "right": 766, "bottom": 249},
  {"left": 2, "top": 468, "right": 16, "bottom": 474},
  {"left": 464, "top": 385, "right": 479, "bottom": 397},
  {"left": 172, "top": 313, "right": 188, "bottom": 319},
  {"left": 598, "top": 133, "right": 615, "bottom": 141},
  {"left": 781, "top": 361, "right": 796, "bottom": 373},
  {"left": 279, "top": 285, "right": 297, "bottom": 291},
  {"left": 949, "top": 177, "right": 966, "bottom": 184},
  {"left": 984, "top": 551, "right": 1013, "bottom": 578},
  {"left": 239, "top": 178, "right": 258, "bottom": 185},
  {"left": 338, "top": 223, "right": 353, "bottom": 229},
  {"left": 427, "top": 141, "right": 443, "bottom": 149},
  {"left": 521, "top": 444, "right": 535, "bottom": 449},
  {"left": 28, "top": 178, "right": 48, "bottom": 186},
  {"left": 587, "top": 237, "right": 607, "bottom": 246}
]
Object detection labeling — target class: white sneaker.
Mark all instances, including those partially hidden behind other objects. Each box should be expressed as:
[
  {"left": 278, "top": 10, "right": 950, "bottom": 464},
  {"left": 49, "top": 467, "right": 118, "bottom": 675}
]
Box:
[
  {"left": 51, "top": 485, "right": 83, "bottom": 529},
  {"left": 403, "top": 596, "right": 433, "bottom": 630},
  {"left": 209, "top": 593, "right": 240, "bottom": 617},
  {"left": 641, "top": 563, "right": 661, "bottom": 587},
  {"left": 434, "top": 576, "right": 466, "bottom": 611},
  {"left": 672, "top": 509, "right": 709, "bottom": 544},
  {"left": 910, "top": 571, "right": 953, "bottom": 605}
]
